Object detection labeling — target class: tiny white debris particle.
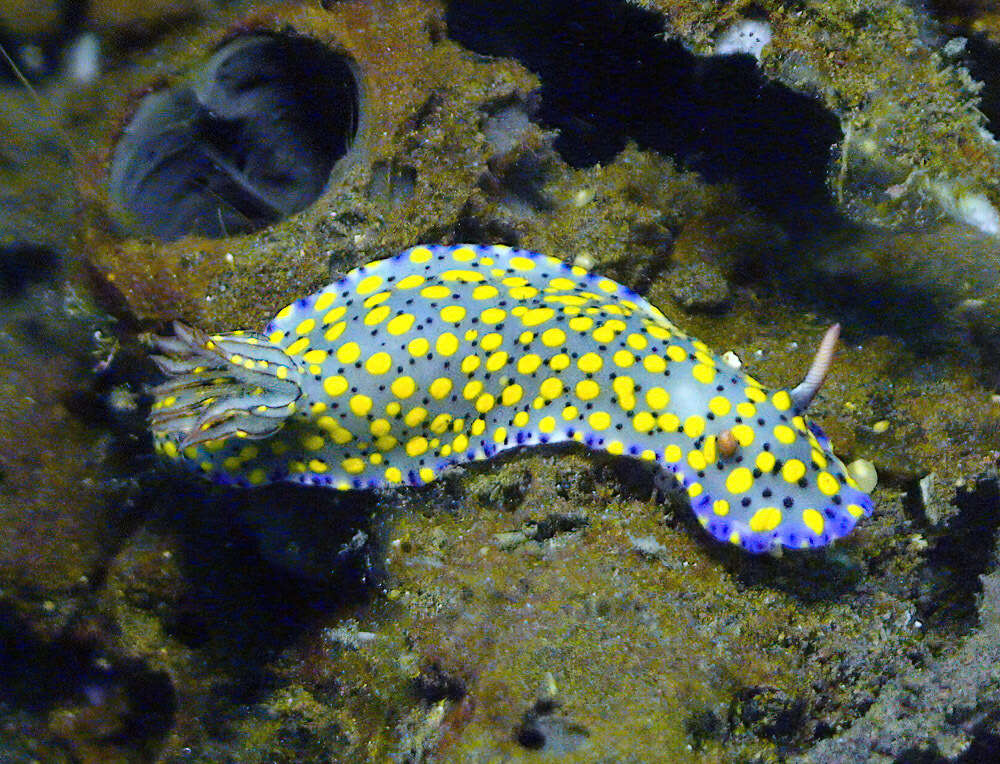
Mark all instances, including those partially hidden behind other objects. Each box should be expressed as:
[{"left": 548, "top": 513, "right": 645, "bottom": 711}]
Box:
[
  {"left": 721, "top": 350, "right": 742, "bottom": 369},
  {"left": 714, "top": 20, "right": 773, "bottom": 61}
]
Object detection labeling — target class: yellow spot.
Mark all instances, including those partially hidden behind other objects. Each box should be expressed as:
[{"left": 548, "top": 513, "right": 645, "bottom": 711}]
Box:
[
  {"left": 440, "top": 305, "right": 466, "bottom": 323},
  {"left": 375, "top": 435, "right": 397, "bottom": 451},
  {"left": 509, "top": 285, "right": 540, "bottom": 300},
  {"left": 756, "top": 451, "right": 776, "bottom": 473},
  {"left": 606, "top": 440, "right": 624, "bottom": 455},
  {"left": 749, "top": 507, "right": 782, "bottom": 533},
  {"left": 342, "top": 457, "right": 366, "bottom": 475},
  {"left": 337, "top": 342, "right": 361, "bottom": 364},
  {"left": 462, "top": 380, "right": 483, "bottom": 401},
  {"left": 314, "top": 293, "right": 336, "bottom": 313},
  {"left": 286, "top": 337, "right": 309, "bottom": 356},
  {"left": 772, "top": 390, "right": 792, "bottom": 411},
  {"left": 726, "top": 467, "right": 754, "bottom": 494},
  {"left": 597, "top": 278, "right": 618, "bottom": 293},
  {"left": 692, "top": 364, "right": 715, "bottom": 384},
  {"left": 427, "top": 377, "right": 452, "bottom": 400},
  {"left": 665, "top": 345, "right": 686, "bottom": 363},
  {"left": 627, "top": 333, "right": 647, "bottom": 350},
  {"left": 633, "top": 412, "right": 655, "bottom": 432},
  {"left": 366, "top": 352, "right": 393, "bottom": 375},
  {"left": 494, "top": 427, "right": 507, "bottom": 444},
  {"left": 613, "top": 350, "right": 635, "bottom": 368},
  {"left": 817, "top": 471, "right": 839, "bottom": 496},
  {"left": 481, "top": 332, "right": 504, "bottom": 351},
  {"left": 436, "top": 332, "right": 460, "bottom": 356},
  {"left": 578, "top": 352, "right": 603, "bottom": 373},
  {"left": 847, "top": 504, "right": 865, "bottom": 518},
  {"left": 406, "top": 437, "right": 429, "bottom": 457},
  {"left": 268, "top": 330, "right": 285, "bottom": 343},
  {"left": 430, "top": 414, "right": 452, "bottom": 434},
  {"left": 736, "top": 402, "right": 756, "bottom": 418},
  {"left": 303, "top": 349, "right": 328, "bottom": 365},
  {"left": 517, "top": 354, "right": 542, "bottom": 374},
  {"left": 357, "top": 274, "right": 383, "bottom": 294},
  {"left": 465, "top": 329, "right": 478, "bottom": 341},
  {"left": 405, "top": 407, "right": 428, "bottom": 427},
  {"left": 731, "top": 424, "right": 755, "bottom": 446},
  {"left": 782, "top": 459, "right": 806, "bottom": 483},
  {"left": 502, "top": 384, "right": 524, "bottom": 406},
  {"left": 473, "top": 284, "right": 499, "bottom": 300},
  {"left": 588, "top": 411, "right": 611, "bottom": 430},
  {"left": 453, "top": 433, "right": 470, "bottom": 452},
  {"left": 562, "top": 404, "right": 578, "bottom": 420},
  {"left": 687, "top": 450, "right": 706, "bottom": 470},
  {"left": 688, "top": 483, "right": 703, "bottom": 498},
  {"left": 408, "top": 337, "right": 430, "bottom": 356},
  {"left": 419, "top": 467, "right": 435, "bottom": 483},
  {"left": 369, "top": 418, "right": 392, "bottom": 437},
  {"left": 385, "top": 467, "right": 403, "bottom": 483},
  {"left": 369, "top": 453, "right": 383, "bottom": 465},
  {"left": 745, "top": 387, "right": 767, "bottom": 403},
  {"left": 275, "top": 305, "right": 293, "bottom": 320},
  {"left": 476, "top": 393, "right": 495, "bottom": 413},
  {"left": 421, "top": 285, "right": 451, "bottom": 299},
  {"left": 302, "top": 434, "right": 325, "bottom": 451},
  {"left": 398, "top": 274, "right": 425, "bottom": 289},
  {"left": 540, "top": 377, "right": 564, "bottom": 399},
  {"left": 471, "top": 418, "right": 486, "bottom": 436},
  {"left": 541, "top": 327, "right": 566, "bottom": 347},
  {"left": 223, "top": 456, "right": 240, "bottom": 472},
  {"left": 486, "top": 351, "right": 509, "bottom": 372},
  {"left": 248, "top": 468, "right": 267, "bottom": 485},
  {"left": 350, "top": 394, "right": 373, "bottom": 417},
  {"left": 569, "top": 316, "right": 594, "bottom": 332},
  {"left": 549, "top": 354, "right": 570, "bottom": 371},
  {"left": 708, "top": 396, "right": 731, "bottom": 417},
  {"left": 510, "top": 256, "right": 535, "bottom": 270},
  {"left": 539, "top": 416, "right": 556, "bottom": 433},
  {"left": 683, "top": 416, "right": 705, "bottom": 438},
  {"left": 522, "top": 307, "right": 555, "bottom": 327},
  {"left": 664, "top": 444, "right": 682, "bottom": 462},
  {"left": 774, "top": 425, "right": 796, "bottom": 445},
  {"left": 513, "top": 411, "right": 530, "bottom": 427},
  {"left": 643, "top": 355, "right": 667, "bottom": 373},
  {"left": 441, "top": 268, "right": 484, "bottom": 282},
  {"left": 461, "top": 355, "right": 481, "bottom": 374},
  {"left": 592, "top": 324, "right": 616, "bottom": 343},
  {"left": 163, "top": 440, "right": 179, "bottom": 459},
  {"left": 387, "top": 314, "right": 415, "bottom": 335},
  {"left": 641, "top": 449, "right": 656, "bottom": 461},
  {"left": 481, "top": 307, "right": 507, "bottom": 324},
  {"left": 295, "top": 317, "right": 316, "bottom": 335},
  {"left": 183, "top": 445, "right": 197, "bottom": 459},
  {"left": 409, "top": 246, "right": 433, "bottom": 263},
  {"left": 657, "top": 412, "right": 680, "bottom": 431},
  {"left": 391, "top": 376, "right": 417, "bottom": 399},
  {"left": 324, "top": 321, "right": 347, "bottom": 342},
  {"left": 576, "top": 379, "right": 600, "bottom": 400},
  {"left": 452, "top": 246, "right": 477, "bottom": 262},
  {"left": 518, "top": 330, "right": 534, "bottom": 344},
  {"left": 386, "top": 401, "right": 401, "bottom": 416},
  {"left": 645, "top": 387, "right": 670, "bottom": 410},
  {"left": 323, "top": 305, "right": 347, "bottom": 325},
  {"left": 713, "top": 499, "right": 730, "bottom": 516},
  {"left": 802, "top": 508, "right": 824, "bottom": 535},
  {"left": 811, "top": 449, "right": 828, "bottom": 469}
]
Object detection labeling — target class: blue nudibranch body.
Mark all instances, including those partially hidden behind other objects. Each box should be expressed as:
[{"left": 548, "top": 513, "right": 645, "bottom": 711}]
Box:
[{"left": 151, "top": 244, "right": 872, "bottom": 553}]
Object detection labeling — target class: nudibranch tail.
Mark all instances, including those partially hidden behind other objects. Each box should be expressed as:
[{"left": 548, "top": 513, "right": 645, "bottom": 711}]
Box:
[
  {"left": 790, "top": 323, "right": 840, "bottom": 412},
  {"left": 149, "top": 322, "right": 303, "bottom": 447}
]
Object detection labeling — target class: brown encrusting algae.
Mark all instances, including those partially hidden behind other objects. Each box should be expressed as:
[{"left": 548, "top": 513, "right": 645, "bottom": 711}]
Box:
[{"left": 2, "top": 0, "right": 1000, "bottom": 760}]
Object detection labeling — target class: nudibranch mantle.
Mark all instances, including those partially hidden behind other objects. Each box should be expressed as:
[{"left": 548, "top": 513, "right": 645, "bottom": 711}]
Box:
[{"left": 150, "top": 244, "right": 872, "bottom": 553}]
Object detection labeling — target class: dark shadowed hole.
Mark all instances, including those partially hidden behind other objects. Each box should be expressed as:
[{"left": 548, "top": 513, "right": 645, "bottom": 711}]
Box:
[
  {"left": 0, "top": 242, "right": 60, "bottom": 295},
  {"left": 110, "top": 32, "right": 360, "bottom": 241},
  {"left": 446, "top": 0, "right": 842, "bottom": 231}
]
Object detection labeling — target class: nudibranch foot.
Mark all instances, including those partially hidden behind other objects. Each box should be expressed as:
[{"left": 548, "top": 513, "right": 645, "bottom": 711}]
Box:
[{"left": 150, "top": 244, "right": 873, "bottom": 553}]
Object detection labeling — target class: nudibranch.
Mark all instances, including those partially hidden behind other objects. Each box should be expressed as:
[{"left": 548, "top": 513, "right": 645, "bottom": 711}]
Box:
[{"left": 150, "top": 244, "right": 872, "bottom": 553}]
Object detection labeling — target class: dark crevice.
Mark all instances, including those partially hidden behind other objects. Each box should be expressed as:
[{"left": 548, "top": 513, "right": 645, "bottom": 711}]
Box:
[
  {"left": 446, "top": 0, "right": 842, "bottom": 231},
  {"left": 915, "top": 478, "right": 1000, "bottom": 634},
  {"left": 110, "top": 32, "right": 360, "bottom": 241}
]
